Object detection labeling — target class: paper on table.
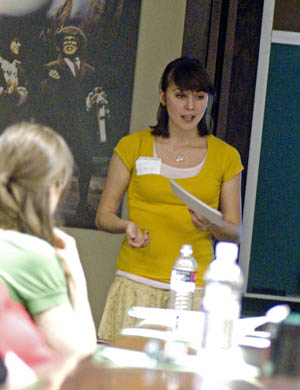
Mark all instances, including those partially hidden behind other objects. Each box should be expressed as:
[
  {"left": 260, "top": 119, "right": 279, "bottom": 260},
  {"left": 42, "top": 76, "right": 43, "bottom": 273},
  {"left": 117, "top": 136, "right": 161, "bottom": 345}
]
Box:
[{"left": 170, "top": 179, "right": 223, "bottom": 227}]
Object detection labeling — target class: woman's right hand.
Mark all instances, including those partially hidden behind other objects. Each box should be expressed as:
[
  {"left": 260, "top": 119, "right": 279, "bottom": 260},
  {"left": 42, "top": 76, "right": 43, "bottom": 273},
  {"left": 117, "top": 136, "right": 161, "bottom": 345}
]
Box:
[{"left": 126, "top": 222, "right": 150, "bottom": 248}]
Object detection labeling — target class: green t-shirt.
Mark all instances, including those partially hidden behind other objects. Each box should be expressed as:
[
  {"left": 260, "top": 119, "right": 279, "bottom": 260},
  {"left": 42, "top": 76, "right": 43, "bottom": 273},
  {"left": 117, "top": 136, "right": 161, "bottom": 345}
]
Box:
[{"left": 0, "top": 230, "right": 69, "bottom": 315}]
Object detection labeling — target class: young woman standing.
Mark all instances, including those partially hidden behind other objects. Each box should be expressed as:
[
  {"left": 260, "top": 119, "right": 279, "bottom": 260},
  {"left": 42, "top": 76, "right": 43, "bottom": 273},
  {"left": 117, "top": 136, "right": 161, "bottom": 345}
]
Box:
[{"left": 96, "top": 56, "right": 243, "bottom": 341}]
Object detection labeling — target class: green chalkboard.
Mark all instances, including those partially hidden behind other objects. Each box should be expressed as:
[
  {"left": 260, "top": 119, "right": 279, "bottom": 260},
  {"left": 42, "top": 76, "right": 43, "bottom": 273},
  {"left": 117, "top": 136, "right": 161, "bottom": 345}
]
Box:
[{"left": 247, "top": 42, "right": 300, "bottom": 297}]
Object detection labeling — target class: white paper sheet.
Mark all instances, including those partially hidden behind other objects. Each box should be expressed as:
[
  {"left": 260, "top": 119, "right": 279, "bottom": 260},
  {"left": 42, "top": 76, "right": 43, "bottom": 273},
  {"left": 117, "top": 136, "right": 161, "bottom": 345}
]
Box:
[{"left": 170, "top": 179, "right": 223, "bottom": 227}]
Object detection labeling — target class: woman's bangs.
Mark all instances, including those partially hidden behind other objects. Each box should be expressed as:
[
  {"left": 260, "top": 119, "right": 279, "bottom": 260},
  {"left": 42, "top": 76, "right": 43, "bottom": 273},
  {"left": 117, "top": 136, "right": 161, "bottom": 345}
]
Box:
[{"left": 172, "top": 67, "right": 212, "bottom": 92}]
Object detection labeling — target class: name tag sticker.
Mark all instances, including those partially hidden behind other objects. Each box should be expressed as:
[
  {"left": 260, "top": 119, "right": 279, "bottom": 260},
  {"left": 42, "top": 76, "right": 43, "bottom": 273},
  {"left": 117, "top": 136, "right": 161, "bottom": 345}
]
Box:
[{"left": 136, "top": 157, "right": 161, "bottom": 175}]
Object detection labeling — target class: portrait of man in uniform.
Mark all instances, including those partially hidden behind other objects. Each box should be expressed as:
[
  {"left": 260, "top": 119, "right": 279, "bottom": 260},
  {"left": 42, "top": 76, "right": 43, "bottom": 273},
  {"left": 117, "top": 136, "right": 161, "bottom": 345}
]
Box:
[{"left": 40, "top": 25, "right": 109, "bottom": 225}]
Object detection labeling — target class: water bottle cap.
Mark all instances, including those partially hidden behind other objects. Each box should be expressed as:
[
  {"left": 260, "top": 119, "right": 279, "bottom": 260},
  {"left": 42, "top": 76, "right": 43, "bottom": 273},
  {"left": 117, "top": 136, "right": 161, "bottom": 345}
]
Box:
[
  {"left": 180, "top": 244, "right": 193, "bottom": 256},
  {"left": 215, "top": 242, "right": 238, "bottom": 262}
]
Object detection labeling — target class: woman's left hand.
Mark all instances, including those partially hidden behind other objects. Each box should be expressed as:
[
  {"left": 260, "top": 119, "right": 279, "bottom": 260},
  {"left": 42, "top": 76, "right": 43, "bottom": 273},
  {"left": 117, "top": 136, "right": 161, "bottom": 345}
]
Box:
[
  {"left": 189, "top": 209, "right": 214, "bottom": 232},
  {"left": 189, "top": 171, "right": 242, "bottom": 244}
]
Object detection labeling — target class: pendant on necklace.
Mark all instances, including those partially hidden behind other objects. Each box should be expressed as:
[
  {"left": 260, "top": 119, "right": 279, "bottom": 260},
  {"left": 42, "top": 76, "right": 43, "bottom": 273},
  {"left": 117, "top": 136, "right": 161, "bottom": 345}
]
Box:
[{"left": 176, "top": 155, "right": 184, "bottom": 162}]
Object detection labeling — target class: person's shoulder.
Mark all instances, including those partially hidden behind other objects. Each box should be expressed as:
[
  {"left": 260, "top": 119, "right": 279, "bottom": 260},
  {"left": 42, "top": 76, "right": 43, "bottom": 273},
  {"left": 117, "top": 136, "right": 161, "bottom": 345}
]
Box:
[
  {"left": 121, "top": 128, "right": 152, "bottom": 142},
  {"left": 207, "top": 134, "right": 226, "bottom": 146},
  {"left": 208, "top": 134, "right": 239, "bottom": 153},
  {"left": 0, "top": 56, "right": 8, "bottom": 66},
  {"left": 115, "top": 129, "right": 152, "bottom": 160},
  {"left": 0, "top": 231, "right": 56, "bottom": 263},
  {"left": 81, "top": 60, "right": 95, "bottom": 73}
]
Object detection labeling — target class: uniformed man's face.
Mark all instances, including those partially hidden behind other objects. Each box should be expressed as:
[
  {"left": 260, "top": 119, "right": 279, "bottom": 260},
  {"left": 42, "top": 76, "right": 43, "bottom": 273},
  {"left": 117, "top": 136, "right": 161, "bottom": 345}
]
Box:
[
  {"left": 62, "top": 35, "right": 79, "bottom": 56},
  {"left": 10, "top": 38, "right": 21, "bottom": 55}
]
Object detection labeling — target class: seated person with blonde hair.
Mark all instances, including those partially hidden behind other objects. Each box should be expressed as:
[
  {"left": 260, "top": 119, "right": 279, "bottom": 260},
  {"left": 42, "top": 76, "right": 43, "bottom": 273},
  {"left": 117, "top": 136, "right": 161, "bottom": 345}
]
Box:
[{"left": 0, "top": 122, "right": 96, "bottom": 361}]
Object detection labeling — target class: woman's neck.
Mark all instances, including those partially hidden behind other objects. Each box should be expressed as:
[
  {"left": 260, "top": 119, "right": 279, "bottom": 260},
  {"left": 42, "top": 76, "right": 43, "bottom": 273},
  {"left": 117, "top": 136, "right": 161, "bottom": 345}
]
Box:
[
  {"left": 168, "top": 129, "right": 200, "bottom": 146},
  {"left": 168, "top": 122, "right": 199, "bottom": 140}
]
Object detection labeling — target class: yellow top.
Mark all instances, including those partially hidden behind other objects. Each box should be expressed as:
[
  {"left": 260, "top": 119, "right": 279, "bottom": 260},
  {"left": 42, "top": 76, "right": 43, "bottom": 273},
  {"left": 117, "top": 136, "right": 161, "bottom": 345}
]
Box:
[{"left": 115, "top": 129, "right": 243, "bottom": 286}]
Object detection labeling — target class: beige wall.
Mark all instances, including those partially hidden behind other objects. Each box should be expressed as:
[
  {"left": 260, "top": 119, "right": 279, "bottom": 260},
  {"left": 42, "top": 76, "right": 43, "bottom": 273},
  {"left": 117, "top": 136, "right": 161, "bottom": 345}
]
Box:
[{"left": 67, "top": 0, "right": 187, "bottom": 329}]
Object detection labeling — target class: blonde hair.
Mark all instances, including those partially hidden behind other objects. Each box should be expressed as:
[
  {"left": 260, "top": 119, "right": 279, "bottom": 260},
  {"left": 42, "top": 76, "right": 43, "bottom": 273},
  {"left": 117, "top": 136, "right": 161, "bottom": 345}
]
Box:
[{"left": 0, "top": 122, "right": 73, "bottom": 244}]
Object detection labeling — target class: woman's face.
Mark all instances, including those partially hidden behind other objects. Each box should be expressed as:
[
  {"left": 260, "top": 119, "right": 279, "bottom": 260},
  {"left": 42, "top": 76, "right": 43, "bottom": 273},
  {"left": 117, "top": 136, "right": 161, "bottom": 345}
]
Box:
[
  {"left": 160, "top": 81, "right": 208, "bottom": 133},
  {"left": 10, "top": 38, "right": 21, "bottom": 55}
]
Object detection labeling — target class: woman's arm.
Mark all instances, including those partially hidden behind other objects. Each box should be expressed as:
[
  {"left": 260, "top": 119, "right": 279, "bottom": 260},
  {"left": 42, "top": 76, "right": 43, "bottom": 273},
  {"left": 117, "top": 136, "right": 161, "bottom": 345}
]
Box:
[
  {"left": 33, "top": 229, "right": 97, "bottom": 360},
  {"left": 190, "top": 173, "right": 242, "bottom": 243},
  {"left": 33, "top": 301, "right": 96, "bottom": 359},
  {"left": 95, "top": 152, "right": 150, "bottom": 248},
  {"left": 95, "top": 152, "right": 131, "bottom": 233}
]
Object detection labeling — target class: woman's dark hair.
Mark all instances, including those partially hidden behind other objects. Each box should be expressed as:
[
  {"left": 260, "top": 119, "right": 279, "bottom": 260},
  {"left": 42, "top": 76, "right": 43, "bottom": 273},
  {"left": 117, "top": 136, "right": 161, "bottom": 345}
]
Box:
[
  {"left": 151, "top": 56, "right": 216, "bottom": 137},
  {"left": 0, "top": 24, "right": 21, "bottom": 60}
]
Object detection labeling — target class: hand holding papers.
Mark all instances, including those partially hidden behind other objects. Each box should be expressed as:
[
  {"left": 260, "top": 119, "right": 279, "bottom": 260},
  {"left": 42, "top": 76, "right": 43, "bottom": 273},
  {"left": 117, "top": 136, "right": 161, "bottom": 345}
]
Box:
[{"left": 170, "top": 179, "right": 223, "bottom": 227}]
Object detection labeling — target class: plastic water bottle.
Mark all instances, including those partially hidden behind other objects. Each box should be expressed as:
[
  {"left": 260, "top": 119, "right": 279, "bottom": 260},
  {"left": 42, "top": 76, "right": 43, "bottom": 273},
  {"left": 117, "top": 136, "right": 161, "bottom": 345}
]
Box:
[
  {"left": 168, "top": 244, "right": 198, "bottom": 310},
  {"left": 201, "top": 241, "right": 244, "bottom": 350}
]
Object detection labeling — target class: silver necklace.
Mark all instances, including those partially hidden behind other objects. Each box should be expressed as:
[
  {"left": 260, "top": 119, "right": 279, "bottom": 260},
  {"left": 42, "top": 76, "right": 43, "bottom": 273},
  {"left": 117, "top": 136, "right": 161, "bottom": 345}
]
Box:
[
  {"left": 170, "top": 141, "right": 185, "bottom": 163},
  {"left": 175, "top": 155, "right": 184, "bottom": 162}
]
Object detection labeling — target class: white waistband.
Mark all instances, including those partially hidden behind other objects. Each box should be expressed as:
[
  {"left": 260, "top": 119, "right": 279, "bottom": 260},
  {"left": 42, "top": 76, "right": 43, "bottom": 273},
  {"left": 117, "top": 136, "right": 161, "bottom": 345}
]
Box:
[{"left": 116, "top": 270, "right": 203, "bottom": 291}]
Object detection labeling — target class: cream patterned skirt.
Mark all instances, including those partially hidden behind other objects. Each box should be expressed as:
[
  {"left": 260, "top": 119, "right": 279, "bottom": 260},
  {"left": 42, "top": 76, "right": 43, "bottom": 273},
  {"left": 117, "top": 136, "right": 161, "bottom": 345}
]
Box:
[{"left": 98, "top": 275, "right": 203, "bottom": 342}]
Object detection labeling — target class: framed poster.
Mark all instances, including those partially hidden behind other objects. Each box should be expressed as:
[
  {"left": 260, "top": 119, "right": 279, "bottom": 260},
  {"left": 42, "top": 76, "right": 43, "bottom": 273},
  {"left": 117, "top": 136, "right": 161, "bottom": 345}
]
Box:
[
  {"left": 0, "top": 0, "right": 141, "bottom": 228},
  {"left": 239, "top": 0, "right": 300, "bottom": 302}
]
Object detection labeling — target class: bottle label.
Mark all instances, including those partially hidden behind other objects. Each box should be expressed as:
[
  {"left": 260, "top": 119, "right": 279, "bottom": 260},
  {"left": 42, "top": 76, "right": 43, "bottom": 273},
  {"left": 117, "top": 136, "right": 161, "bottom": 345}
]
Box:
[
  {"left": 170, "top": 269, "right": 196, "bottom": 293},
  {"left": 201, "top": 280, "right": 241, "bottom": 350},
  {"left": 202, "top": 314, "right": 236, "bottom": 350}
]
